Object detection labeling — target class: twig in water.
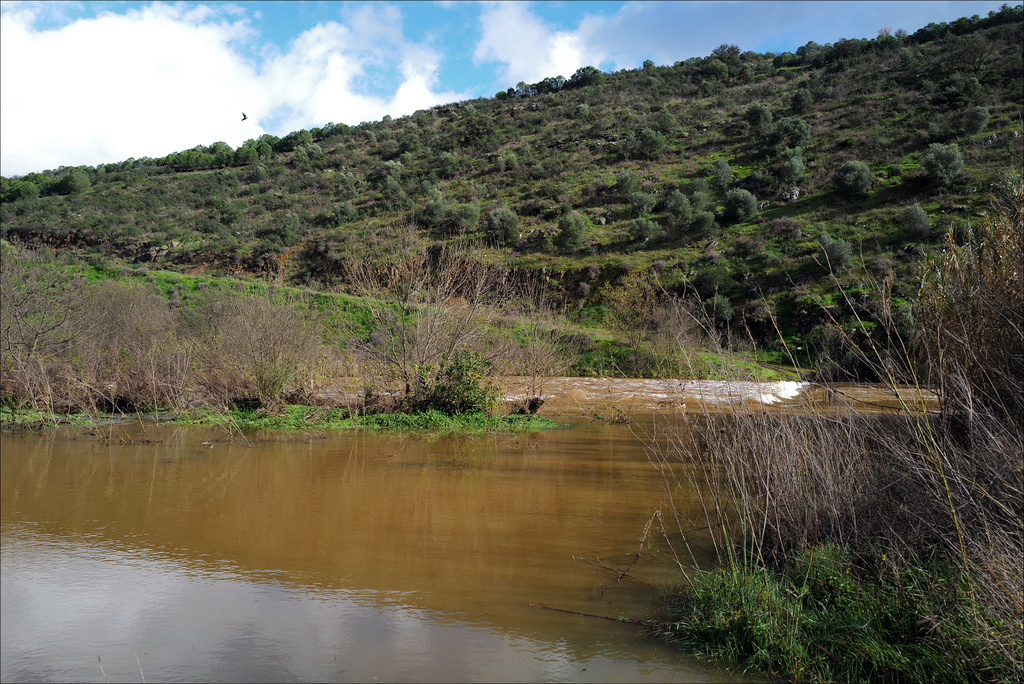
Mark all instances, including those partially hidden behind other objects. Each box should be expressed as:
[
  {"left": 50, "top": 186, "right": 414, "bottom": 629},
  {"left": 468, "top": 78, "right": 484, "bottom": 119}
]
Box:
[
  {"left": 528, "top": 603, "right": 652, "bottom": 626},
  {"left": 136, "top": 653, "right": 146, "bottom": 683},
  {"left": 98, "top": 656, "right": 108, "bottom": 683},
  {"left": 571, "top": 555, "right": 656, "bottom": 586}
]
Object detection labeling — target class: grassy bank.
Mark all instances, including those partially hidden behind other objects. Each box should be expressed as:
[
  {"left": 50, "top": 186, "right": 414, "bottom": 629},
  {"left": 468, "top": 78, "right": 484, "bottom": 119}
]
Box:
[
  {"left": 651, "top": 183, "right": 1023, "bottom": 682},
  {"left": 174, "top": 404, "right": 563, "bottom": 434}
]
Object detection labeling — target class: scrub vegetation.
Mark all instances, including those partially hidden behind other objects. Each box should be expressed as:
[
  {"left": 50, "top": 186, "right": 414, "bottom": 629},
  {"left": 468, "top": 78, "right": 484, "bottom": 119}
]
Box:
[
  {"left": 651, "top": 177, "right": 1022, "bottom": 682},
  {"left": 1, "top": 8, "right": 1022, "bottom": 678}
]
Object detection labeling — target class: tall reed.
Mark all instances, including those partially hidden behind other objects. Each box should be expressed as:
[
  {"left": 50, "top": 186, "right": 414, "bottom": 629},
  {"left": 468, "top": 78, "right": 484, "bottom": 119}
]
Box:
[{"left": 655, "top": 176, "right": 1023, "bottom": 682}]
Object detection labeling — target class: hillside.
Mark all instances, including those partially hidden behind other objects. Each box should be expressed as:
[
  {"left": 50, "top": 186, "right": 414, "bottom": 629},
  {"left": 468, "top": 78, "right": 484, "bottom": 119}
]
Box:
[{"left": 2, "top": 6, "right": 1022, "bottom": 378}]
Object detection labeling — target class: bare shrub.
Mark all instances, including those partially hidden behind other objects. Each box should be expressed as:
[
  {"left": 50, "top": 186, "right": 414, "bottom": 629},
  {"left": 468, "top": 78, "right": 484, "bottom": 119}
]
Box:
[
  {"left": 74, "top": 281, "right": 189, "bottom": 410},
  {"left": 654, "top": 179, "right": 1023, "bottom": 677},
  {"left": 346, "top": 231, "right": 511, "bottom": 410},
  {"left": 196, "top": 294, "right": 323, "bottom": 407},
  {"left": 0, "top": 246, "right": 89, "bottom": 412}
]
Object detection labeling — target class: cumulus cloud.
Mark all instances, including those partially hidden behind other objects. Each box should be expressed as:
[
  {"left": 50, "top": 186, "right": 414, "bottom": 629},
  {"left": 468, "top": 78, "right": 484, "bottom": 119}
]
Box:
[
  {"left": 0, "top": 2, "right": 465, "bottom": 176},
  {"left": 474, "top": 3, "right": 602, "bottom": 87}
]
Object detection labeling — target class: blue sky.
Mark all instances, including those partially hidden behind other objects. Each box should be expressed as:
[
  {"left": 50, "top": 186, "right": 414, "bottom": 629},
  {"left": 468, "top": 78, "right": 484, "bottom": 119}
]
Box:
[{"left": 0, "top": 1, "right": 1011, "bottom": 176}]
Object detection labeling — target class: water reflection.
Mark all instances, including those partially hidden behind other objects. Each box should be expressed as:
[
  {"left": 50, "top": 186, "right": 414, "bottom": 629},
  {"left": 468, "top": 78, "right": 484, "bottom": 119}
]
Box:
[{"left": 1, "top": 421, "right": 752, "bottom": 683}]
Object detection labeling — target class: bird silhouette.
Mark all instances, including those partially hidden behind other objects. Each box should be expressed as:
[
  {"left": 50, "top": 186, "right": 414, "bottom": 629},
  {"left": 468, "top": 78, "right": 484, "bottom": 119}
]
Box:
[{"left": 241, "top": 112, "right": 248, "bottom": 121}]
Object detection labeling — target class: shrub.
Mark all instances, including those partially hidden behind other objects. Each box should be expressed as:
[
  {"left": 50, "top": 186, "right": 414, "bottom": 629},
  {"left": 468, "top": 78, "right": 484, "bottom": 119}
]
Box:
[
  {"left": 486, "top": 207, "right": 519, "bottom": 245},
  {"left": 703, "top": 294, "right": 734, "bottom": 323},
  {"left": 746, "top": 104, "right": 773, "bottom": 137},
  {"left": 923, "top": 143, "right": 964, "bottom": 187},
  {"left": 712, "top": 158, "right": 733, "bottom": 187},
  {"left": 615, "top": 169, "right": 642, "bottom": 195},
  {"left": 791, "top": 88, "right": 813, "bottom": 113},
  {"left": 691, "top": 210, "right": 718, "bottom": 234},
  {"left": 818, "top": 233, "right": 853, "bottom": 270},
  {"left": 666, "top": 190, "right": 692, "bottom": 228},
  {"left": 623, "top": 128, "right": 667, "bottom": 160},
  {"left": 722, "top": 189, "right": 757, "bottom": 223},
  {"left": 963, "top": 106, "right": 990, "bottom": 135},
  {"left": 775, "top": 117, "right": 812, "bottom": 148},
  {"left": 630, "top": 218, "right": 661, "bottom": 242},
  {"left": 449, "top": 203, "right": 480, "bottom": 233},
  {"left": 411, "top": 349, "right": 497, "bottom": 415},
  {"left": 628, "top": 191, "right": 657, "bottom": 217},
  {"left": 833, "top": 160, "right": 874, "bottom": 198},
  {"left": 777, "top": 147, "right": 805, "bottom": 184},
  {"left": 555, "top": 211, "right": 588, "bottom": 250},
  {"left": 900, "top": 204, "right": 931, "bottom": 238}
]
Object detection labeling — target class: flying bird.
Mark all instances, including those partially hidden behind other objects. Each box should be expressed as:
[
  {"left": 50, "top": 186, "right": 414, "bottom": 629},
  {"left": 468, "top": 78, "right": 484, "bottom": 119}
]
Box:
[{"left": 241, "top": 112, "right": 248, "bottom": 121}]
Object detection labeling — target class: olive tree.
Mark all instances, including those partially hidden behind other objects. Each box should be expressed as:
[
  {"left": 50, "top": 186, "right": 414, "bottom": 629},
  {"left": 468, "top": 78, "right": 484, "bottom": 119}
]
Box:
[
  {"left": 722, "top": 189, "right": 757, "bottom": 223},
  {"left": 555, "top": 211, "right": 588, "bottom": 250},
  {"left": 923, "top": 143, "right": 964, "bottom": 187},
  {"left": 963, "top": 106, "right": 990, "bottom": 135},
  {"left": 485, "top": 207, "right": 519, "bottom": 245},
  {"left": 833, "top": 160, "right": 874, "bottom": 198},
  {"left": 746, "top": 103, "right": 773, "bottom": 137}
]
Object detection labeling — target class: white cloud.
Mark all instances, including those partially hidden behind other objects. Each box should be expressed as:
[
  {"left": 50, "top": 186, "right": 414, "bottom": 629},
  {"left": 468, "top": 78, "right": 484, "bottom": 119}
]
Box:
[
  {"left": 0, "top": 2, "right": 466, "bottom": 177},
  {"left": 474, "top": 3, "right": 602, "bottom": 87}
]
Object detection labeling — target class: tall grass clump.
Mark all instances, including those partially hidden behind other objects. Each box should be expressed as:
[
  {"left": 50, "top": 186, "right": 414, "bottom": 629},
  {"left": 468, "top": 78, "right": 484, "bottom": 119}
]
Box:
[{"left": 654, "top": 177, "right": 1023, "bottom": 682}]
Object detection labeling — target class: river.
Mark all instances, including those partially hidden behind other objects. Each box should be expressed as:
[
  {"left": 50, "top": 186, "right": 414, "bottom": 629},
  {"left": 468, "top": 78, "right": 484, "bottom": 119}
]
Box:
[{"left": 2, "top": 379, "right": 932, "bottom": 682}]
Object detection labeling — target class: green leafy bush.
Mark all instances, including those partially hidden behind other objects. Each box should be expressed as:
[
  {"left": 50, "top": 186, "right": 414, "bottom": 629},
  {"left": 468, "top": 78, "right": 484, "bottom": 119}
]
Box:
[
  {"left": 722, "top": 189, "right": 757, "bottom": 223},
  {"left": 486, "top": 207, "right": 519, "bottom": 245},
  {"left": 900, "top": 203, "right": 931, "bottom": 237},
  {"left": 923, "top": 143, "right": 964, "bottom": 187},
  {"left": 818, "top": 233, "right": 853, "bottom": 269},
  {"left": 556, "top": 211, "right": 588, "bottom": 250},
  {"left": 628, "top": 191, "right": 657, "bottom": 217},
  {"left": 834, "top": 160, "right": 874, "bottom": 197},
  {"left": 623, "top": 128, "right": 667, "bottom": 160},
  {"left": 963, "top": 106, "right": 990, "bottom": 135},
  {"left": 630, "top": 218, "right": 661, "bottom": 242}
]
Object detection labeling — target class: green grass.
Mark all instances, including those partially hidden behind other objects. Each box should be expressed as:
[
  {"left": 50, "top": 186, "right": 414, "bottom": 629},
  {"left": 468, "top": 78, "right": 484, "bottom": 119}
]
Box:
[
  {"left": 175, "top": 404, "right": 564, "bottom": 434},
  {"left": 0, "top": 406, "right": 108, "bottom": 429},
  {"left": 659, "top": 543, "right": 1012, "bottom": 683}
]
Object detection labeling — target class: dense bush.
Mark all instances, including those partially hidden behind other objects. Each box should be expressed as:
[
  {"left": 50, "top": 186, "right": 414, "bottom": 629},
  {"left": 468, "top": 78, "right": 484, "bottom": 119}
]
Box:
[
  {"left": 923, "top": 143, "right": 964, "bottom": 187},
  {"left": 712, "top": 158, "right": 733, "bottom": 187},
  {"left": 630, "top": 218, "right": 661, "bottom": 242},
  {"left": 615, "top": 169, "right": 642, "bottom": 195},
  {"left": 722, "top": 189, "right": 757, "bottom": 223},
  {"left": 485, "top": 207, "right": 519, "bottom": 245},
  {"left": 691, "top": 210, "right": 718, "bottom": 234},
  {"left": 622, "top": 128, "right": 667, "bottom": 160},
  {"left": 833, "top": 160, "right": 874, "bottom": 197},
  {"left": 900, "top": 203, "right": 931, "bottom": 237},
  {"left": 791, "top": 88, "right": 813, "bottom": 113},
  {"left": 963, "top": 106, "right": 990, "bottom": 135},
  {"left": 628, "top": 191, "right": 657, "bottom": 217},
  {"left": 818, "top": 233, "right": 853, "bottom": 269},
  {"left": 666, "top": 190, "right": 692, "bottom": 228},
  {"left": 746, "top": 103, "right": 773, "bottom": 137},
  {"left": 555, "top": 211, "right": 588, "bottom": 250}
]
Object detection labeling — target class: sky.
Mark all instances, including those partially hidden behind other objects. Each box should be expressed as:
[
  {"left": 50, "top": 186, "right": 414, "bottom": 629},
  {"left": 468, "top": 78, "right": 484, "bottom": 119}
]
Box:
[{"left": 0, "top": 0, "right": 1011, "bottom": 177}]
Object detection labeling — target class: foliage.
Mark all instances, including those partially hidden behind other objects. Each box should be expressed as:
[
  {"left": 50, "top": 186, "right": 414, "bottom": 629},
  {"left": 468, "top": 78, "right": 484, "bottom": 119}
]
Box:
[
  {"left": 615, "top": 169, "right": 642, "bottom": 195},
  {"left": 555, "top": 211, "right": 588, "bottom": 250},
  {"left": 923, "top": 143, "right": 964, "bottom": 187},
  {"left": 833, "top": 160, "right": 874, "bottom": 197},
  {"left": 628, "top": 191, "right": 657, "bottom": 217},
  {"left": 963, "top": 106, "right": 990, "bottom": 135},
  {"left": 485, "top": 207, "right": 519, "bottom": 246},
  {"left": 745, "top": 103, "right": 773, "bottom": 137},
  {"left": 622, "top": 128, "right": 667, "bottom": 160},
  {"left": 900, "top": 203, "right": 931, "bottom": 237},
  {"left": 711, "top": 158, "right": 732, "bottom": 187},
  {"left": 722, "top": 188, "right": 757, "bottom": 223},
  {"left": 817, "top": 233, "right": 853, "bottom": 270}
]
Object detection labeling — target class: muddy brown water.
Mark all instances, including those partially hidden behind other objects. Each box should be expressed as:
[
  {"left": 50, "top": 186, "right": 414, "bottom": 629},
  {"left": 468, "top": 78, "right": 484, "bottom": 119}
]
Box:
[{"left": 1, "top": 379, "right": 932, "bottom": 682}]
